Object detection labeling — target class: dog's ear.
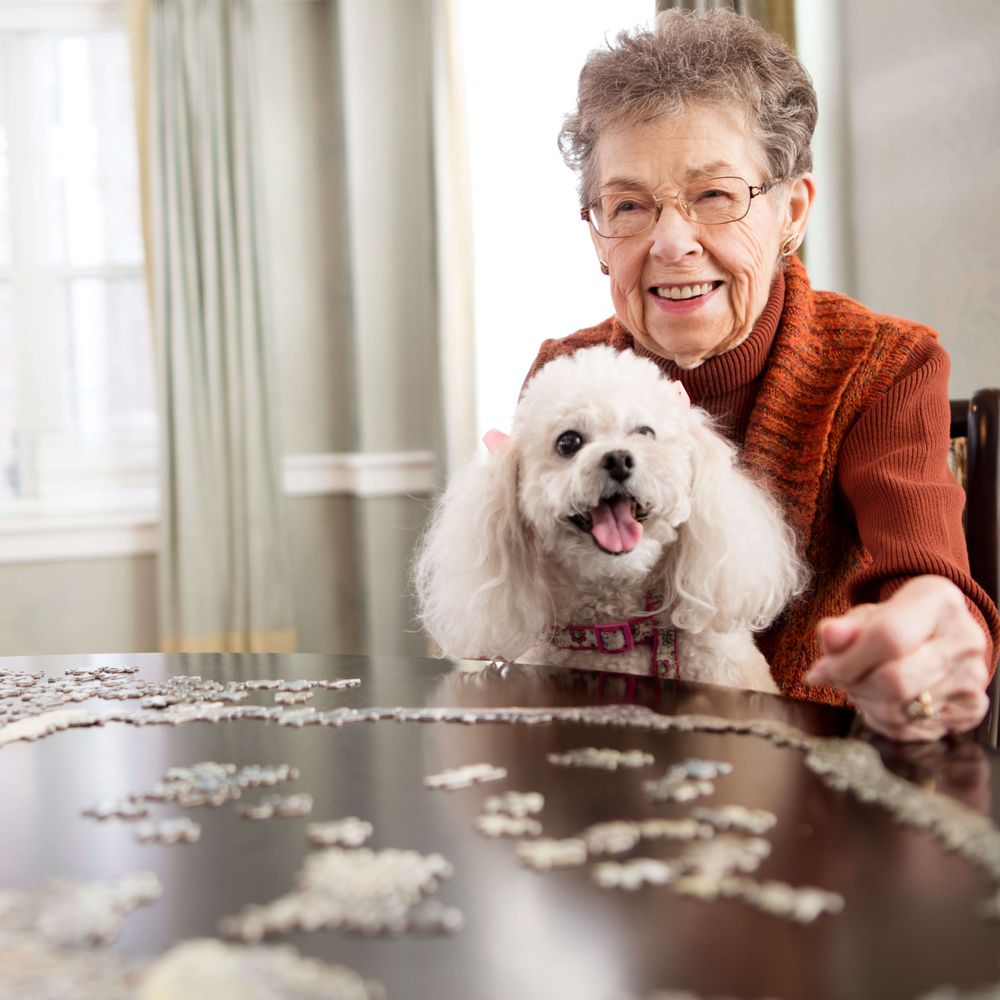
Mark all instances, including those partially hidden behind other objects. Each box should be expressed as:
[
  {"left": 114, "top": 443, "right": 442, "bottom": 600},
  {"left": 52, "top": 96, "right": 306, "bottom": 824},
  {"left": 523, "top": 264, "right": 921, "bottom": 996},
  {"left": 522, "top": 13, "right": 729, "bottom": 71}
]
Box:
[
  {"left": 662, "top": 413, "right": 805, "bottom": 634},
  {"left": 412, "top": 442, "right": 553, "bottom": 661}
]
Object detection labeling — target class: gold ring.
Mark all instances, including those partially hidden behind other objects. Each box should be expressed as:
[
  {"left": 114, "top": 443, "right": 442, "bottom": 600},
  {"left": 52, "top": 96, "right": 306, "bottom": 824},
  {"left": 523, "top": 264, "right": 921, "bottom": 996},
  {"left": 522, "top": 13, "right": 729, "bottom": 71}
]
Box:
[{"left": 904, "top": 690, "right": 936, "bottom": 723}]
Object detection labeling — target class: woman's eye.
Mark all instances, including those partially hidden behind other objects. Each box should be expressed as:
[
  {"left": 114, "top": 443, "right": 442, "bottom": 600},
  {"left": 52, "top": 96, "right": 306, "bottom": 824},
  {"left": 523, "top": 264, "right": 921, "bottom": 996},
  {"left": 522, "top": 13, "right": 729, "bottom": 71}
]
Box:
[
  {"left": 607, "top": 196, "right": 650, "bottom": 218},
  {"left": 694, "top": 188, "right": 732, "bottom": 203},
  {"left": 633, "top": 426, "right": 656, "bottom": 439},
  {"left": 555, "top": 431, "right": 585, "bottom": 457}
]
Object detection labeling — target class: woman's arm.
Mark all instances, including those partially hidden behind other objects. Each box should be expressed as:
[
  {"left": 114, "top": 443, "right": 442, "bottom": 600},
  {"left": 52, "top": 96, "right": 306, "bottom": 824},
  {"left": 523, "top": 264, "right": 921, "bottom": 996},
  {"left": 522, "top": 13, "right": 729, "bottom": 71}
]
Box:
[{"left": 807, "top": 343, "right": 999, "bottom": 739}]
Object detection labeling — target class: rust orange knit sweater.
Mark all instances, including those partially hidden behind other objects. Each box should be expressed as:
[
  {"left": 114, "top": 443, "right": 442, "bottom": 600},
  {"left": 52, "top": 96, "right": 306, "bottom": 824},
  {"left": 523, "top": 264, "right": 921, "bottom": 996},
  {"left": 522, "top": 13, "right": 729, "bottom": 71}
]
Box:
[{"left": 525, "top": 256, "right": 1000, "bottom": 706}]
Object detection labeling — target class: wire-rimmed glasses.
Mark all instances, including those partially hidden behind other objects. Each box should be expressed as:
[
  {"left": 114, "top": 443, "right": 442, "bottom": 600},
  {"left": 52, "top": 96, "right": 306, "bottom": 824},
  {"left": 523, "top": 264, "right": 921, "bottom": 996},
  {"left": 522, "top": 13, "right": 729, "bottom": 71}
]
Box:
[{"left": 581, "top": 177, "right": 778, "bottom": 238}]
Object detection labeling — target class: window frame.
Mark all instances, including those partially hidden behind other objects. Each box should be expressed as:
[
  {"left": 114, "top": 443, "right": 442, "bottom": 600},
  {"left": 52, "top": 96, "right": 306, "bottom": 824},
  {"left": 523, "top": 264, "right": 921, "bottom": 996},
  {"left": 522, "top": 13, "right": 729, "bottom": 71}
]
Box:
[{"left": 0, "top": 0, "right": 158, "bottom": 532}]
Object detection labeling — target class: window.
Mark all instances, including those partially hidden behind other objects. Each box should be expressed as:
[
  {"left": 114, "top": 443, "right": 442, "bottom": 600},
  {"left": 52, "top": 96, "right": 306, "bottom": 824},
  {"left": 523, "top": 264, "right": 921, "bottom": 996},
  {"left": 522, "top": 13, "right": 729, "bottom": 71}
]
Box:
[{"left": 0, "top": 10, "right": 156, "bottom": 520}]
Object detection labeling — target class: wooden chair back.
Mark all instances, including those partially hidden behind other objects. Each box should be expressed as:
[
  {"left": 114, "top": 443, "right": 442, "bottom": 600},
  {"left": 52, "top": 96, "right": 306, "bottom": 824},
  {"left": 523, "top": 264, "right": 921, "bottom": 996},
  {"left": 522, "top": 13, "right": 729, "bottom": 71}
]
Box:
[{"left": 950, "top": 389, "right": 1000, "bottom": 746}]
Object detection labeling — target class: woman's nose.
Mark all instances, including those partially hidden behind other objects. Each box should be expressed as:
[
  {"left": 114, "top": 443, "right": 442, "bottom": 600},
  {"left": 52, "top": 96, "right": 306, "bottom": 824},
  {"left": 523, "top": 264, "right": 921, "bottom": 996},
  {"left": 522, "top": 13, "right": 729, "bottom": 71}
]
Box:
[{"left": 648, "top": 202, "right": 701, "bottom": 262}]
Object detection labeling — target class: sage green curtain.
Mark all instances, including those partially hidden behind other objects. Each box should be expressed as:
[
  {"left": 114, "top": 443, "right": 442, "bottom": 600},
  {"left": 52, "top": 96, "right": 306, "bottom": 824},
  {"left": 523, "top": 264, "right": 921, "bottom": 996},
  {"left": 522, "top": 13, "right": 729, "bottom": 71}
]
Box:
[
  {"left": 148, "top": 0, "right": 295, "bottom": 652},
  {"left": 656, "top": 0, "right": 797, "bottom": 48}
]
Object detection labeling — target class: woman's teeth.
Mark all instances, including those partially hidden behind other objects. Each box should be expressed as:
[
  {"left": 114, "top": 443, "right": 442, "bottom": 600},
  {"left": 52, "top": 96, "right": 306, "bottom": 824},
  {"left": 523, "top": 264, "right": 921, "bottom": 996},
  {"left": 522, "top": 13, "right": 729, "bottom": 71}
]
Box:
[{"left": 655, "top": 282, "right": 715, "bottom": 300}]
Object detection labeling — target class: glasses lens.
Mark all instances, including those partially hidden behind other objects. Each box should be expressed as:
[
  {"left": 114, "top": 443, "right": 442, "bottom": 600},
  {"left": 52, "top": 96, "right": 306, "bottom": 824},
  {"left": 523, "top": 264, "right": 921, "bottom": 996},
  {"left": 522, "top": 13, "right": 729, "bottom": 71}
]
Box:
[
  {"left": 589, "top": 192, "right": 657, "bottom": 237},
  {"left": 681, "top": 177, "right": 750, "bottom": 224}
]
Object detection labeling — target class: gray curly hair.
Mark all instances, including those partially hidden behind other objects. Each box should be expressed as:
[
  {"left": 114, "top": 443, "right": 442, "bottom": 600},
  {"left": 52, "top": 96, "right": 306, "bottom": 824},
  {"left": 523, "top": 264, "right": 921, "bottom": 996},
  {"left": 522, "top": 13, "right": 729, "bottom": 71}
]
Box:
[{"left": 559, "top": 9, "right": 817, "bottom": 206}]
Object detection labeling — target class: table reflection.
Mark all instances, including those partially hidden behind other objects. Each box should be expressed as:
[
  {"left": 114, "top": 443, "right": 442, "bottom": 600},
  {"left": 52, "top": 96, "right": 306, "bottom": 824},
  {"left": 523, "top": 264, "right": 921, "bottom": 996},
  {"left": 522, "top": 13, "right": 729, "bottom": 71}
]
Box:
[{"left": 1, "top": 651, "right": 998, "bottom": 1000}]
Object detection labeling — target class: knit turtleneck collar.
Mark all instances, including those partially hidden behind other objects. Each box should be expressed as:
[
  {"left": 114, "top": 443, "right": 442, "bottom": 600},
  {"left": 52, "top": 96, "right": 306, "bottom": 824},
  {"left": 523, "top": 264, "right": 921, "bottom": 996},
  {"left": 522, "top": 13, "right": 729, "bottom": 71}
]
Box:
[{"left": 629, "top": 266, "right": 787, "bottom": 403}]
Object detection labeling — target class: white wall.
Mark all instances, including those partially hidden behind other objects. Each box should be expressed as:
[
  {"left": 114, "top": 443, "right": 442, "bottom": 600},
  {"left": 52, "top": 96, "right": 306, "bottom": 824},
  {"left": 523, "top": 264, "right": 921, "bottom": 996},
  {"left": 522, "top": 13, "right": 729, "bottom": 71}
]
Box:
[
  {"left": 799, "top": 0, "right": 1000, "bottom": 396},
  {"left": 844, "top": 0, "right": 1000, "bottom": 396},
  {"left": 0, "top": 555, "right": 157, "bottom": 654}
]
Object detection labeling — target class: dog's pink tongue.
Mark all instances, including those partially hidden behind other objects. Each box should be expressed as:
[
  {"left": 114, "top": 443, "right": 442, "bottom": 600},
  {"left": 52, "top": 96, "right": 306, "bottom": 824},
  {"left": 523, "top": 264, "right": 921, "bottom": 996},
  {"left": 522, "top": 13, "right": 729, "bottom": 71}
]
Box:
[{"left": 590, "top": 497, "right": 643, "bottom": 553}]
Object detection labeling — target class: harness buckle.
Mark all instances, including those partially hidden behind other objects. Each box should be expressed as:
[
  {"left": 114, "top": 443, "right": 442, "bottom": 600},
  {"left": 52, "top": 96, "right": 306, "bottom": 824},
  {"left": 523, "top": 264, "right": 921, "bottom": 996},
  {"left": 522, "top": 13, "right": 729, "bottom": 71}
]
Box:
[{"left": 593, "top": 622, "right": 635, "bottom": 654}]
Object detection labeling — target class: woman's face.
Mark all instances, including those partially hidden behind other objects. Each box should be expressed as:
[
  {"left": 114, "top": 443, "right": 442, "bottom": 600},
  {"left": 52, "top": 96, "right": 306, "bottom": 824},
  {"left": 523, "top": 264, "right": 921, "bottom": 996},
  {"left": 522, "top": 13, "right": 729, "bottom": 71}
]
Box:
[{"left": 590, "top": 106, "right": 814, "bottom": 368}]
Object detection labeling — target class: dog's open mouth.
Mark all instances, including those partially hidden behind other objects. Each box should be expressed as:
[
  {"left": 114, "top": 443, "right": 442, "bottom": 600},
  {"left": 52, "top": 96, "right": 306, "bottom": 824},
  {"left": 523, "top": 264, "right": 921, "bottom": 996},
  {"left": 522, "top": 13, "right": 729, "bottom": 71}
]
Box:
[{"left": 568, "top": 496, "right": 649, "bottom": 555}]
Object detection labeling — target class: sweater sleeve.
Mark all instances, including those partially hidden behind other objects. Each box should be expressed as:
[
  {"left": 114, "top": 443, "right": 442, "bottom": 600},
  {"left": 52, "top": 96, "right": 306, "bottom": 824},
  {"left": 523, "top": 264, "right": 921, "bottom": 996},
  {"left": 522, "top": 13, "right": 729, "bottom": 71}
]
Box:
[{"left": 836, "top": 337, "right": 1000, "bottom": 672}]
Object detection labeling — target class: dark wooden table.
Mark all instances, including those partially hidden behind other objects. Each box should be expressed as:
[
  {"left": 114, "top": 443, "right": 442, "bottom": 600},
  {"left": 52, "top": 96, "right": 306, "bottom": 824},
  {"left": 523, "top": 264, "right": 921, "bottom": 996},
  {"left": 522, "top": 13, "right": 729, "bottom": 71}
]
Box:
[{"left": 1, "top": 651, "right": 998, "bottom": 1000}]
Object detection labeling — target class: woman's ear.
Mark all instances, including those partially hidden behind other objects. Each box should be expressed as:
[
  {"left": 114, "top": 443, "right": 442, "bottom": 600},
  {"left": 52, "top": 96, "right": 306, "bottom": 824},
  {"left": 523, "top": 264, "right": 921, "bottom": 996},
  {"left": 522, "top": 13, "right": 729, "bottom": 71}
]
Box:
[
  {"left": 412, "top": 443, "right": 553, "bottom": 662},
  {"left": 785, "top": 172, "right": 815, "bottom": 242}
]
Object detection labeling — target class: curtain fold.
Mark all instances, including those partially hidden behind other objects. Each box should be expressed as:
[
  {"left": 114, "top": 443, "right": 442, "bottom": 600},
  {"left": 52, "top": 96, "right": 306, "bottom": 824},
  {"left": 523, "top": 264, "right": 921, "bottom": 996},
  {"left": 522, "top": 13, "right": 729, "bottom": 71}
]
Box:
[
  {"left": 137, "top": 0, "right": 295, "bottom": 652},
  {"left": 126, "top": 0, "right": 154, "bottom": 307}
]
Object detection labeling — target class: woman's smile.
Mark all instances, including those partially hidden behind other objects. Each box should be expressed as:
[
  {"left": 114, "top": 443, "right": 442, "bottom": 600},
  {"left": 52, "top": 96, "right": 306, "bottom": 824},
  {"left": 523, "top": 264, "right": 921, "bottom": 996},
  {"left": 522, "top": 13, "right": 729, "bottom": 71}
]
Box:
[{"left": 648, "top": 279, "right": 724, "bottom": 313}]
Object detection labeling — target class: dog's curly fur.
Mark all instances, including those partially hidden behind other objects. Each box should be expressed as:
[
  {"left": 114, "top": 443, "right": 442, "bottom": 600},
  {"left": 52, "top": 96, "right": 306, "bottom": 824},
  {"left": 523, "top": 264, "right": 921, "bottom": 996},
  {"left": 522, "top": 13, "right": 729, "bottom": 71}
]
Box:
[{"left": 413, "top": 347, "right": 806, "bottom": 692}]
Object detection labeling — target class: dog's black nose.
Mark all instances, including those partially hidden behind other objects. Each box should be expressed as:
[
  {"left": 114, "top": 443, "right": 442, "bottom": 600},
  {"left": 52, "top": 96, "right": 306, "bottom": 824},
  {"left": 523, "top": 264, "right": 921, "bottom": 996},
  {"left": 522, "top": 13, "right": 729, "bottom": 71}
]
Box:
[{"left": 601, "top": 449, "right": 634, "bottom": 482}]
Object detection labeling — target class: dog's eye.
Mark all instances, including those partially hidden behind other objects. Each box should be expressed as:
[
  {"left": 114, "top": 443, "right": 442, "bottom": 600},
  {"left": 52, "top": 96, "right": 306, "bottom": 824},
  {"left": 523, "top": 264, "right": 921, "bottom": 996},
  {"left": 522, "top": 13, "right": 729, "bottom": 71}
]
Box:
[
  {"left": 555, "top": 430, "right": 585, "bottom": 457},
  {"left": 633, "top": 426, "right": 656, "bottom": 439}
]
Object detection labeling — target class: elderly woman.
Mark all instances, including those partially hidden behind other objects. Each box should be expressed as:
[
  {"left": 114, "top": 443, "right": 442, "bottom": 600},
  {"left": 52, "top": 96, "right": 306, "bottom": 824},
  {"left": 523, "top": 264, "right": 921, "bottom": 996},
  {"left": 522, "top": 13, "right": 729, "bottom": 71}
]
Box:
[{"left": 525, "top": 9, "right": 1000, "bottom": 742}]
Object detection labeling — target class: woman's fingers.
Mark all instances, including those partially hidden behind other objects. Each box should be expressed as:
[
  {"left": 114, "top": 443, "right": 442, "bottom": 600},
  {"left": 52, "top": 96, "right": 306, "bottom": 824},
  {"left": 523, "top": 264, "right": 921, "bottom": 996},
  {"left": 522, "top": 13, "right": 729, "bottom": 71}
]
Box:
[
  {"left": 834, "top": 640, "right": 950, "bottom": 709},
  {"left": 806, "top": 577, "right": 991, "bottom": 742},
  {"left": 806, "top": 577, "right": 952, "bottom": 691},
  {"left": 816, "top": 606, "right": 874, "bottom": 656}
]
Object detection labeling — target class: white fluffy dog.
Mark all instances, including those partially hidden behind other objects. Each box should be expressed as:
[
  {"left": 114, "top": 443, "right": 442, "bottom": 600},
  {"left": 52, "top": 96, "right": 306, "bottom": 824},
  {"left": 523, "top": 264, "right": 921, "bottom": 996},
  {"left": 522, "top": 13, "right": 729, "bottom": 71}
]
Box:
[{"left": 414, "top": 347, "right": 805, "bottom": 693}]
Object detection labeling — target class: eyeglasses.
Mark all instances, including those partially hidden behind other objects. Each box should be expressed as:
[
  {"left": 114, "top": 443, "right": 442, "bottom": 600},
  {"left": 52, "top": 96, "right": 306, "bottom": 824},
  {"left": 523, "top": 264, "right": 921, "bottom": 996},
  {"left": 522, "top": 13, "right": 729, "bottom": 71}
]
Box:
[{"left": 581, "top": 176, "right": 778, "bottom": 238}]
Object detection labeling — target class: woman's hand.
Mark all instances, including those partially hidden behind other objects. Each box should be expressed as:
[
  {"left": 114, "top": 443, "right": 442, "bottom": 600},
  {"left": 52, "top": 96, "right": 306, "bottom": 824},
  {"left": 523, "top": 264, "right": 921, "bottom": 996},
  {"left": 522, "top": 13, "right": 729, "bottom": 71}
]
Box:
[{"left": 805, "top": 576, "right": 991, "bottom": 741}]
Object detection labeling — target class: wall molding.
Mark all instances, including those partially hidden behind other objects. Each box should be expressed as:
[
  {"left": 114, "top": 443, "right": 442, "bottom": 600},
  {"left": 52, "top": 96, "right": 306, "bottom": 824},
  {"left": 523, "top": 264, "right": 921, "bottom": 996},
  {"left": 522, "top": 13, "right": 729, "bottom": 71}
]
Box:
[
  {"left": 0, "top": 450, "right": 438, "bottom": 565},
  {"left": 0, "top": 515, "right": 159, "bottom": 565},
  {"left": 283, "top": 450, "right": 437, "bottom": 499}
]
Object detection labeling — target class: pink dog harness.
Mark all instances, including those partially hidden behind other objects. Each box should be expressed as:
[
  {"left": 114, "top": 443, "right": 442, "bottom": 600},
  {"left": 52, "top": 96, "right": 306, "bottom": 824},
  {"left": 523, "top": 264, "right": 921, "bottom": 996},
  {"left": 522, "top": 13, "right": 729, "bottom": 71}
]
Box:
[{"left": 549, "top": 594, "right": 681, "bottom": 680}]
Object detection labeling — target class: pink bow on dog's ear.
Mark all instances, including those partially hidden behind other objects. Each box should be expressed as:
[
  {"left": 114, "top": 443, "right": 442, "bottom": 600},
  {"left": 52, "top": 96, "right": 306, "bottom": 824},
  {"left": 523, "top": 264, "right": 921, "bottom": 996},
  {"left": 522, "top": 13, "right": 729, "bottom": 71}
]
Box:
[
  {"left": 483, "top": 429, "right": 512, "bottom": 455},
  {"left": 673, "top": 382, "right": 690, "bottom": 410}
]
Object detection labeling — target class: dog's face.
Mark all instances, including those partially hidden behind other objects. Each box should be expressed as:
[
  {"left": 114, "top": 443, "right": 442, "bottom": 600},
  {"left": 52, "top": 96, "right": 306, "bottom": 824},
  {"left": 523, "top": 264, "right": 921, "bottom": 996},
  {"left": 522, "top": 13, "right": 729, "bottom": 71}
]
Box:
[{"left": 512, "top": 348, "right": 700, "bottom": 581}]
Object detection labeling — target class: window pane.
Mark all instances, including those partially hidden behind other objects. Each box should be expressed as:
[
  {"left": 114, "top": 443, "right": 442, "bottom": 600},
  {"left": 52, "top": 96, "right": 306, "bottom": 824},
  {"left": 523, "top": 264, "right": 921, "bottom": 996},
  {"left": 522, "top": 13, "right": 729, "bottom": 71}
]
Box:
[
  {"left": 11, "top": 31, "right": 143, "bottom": 269},
  {"left": 69, "top": 276, "right": 156, "bottom": 438},
  {"left": 0, "top": 281, "right": 14, "bottom": 501},
  {"left": 0, "top": 73, "right": 9, "bottom": 267},
  {"left": 0, "top": 24, "right": 156, "bottom": 516},
  {"left": 57, "top": 34, "right": 144, "bottom": 267},
  {"left": 2, "top": 274, "right": 155, "bottom": 511}
]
